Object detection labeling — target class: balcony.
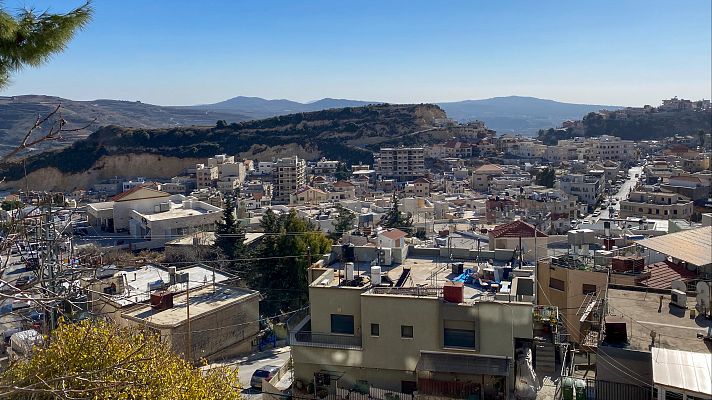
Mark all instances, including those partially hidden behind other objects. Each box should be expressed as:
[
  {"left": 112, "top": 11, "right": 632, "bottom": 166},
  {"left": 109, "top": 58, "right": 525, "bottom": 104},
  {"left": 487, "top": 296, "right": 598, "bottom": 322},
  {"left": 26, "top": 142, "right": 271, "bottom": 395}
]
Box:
[{"left": 291, "top": 331, "right": 362, "bottom": 350}]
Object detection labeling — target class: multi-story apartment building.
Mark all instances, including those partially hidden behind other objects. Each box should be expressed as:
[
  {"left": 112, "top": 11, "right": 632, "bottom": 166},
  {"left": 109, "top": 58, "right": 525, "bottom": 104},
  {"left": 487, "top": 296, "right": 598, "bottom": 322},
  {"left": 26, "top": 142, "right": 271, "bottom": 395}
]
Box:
[
  {"left": 426, "top": 141, "right": 473, "bottom": 159},
  {"left": 273, "top": 156, "right": 306, "bottom": 204},
  {"left": 519, "top": 188, "right": 578, "bottom": 233},
  {"left": 619, "top": 190, "right": 694, "bottom": 220},
  {"left": 196, "top": 164, "right": 218, "bottom": 189},
  {"left": 470, "top": 164, "right": 504, "bottom": 193},
  {"left": 291, "top": 258, "right": 534, "bottom": 398},
  {"left": 558, "top": 174, "right": 602, "bottom": 207},
  {"left": 376, "top": 147, "right": 426, "bottom": 180},
  {"left": 313, "top": 158, "right": 340, "bottom": 175}
]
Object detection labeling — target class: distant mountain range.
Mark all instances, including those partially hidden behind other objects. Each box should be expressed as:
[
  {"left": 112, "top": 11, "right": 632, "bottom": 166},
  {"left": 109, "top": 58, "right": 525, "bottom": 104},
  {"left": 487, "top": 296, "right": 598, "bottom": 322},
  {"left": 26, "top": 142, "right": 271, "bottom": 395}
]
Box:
[
  {"left": 192, "top": 95, "right": 622, "bottom": 135},
  {"left": 0, "top": 94, "right": 621, "bottom": 152}
]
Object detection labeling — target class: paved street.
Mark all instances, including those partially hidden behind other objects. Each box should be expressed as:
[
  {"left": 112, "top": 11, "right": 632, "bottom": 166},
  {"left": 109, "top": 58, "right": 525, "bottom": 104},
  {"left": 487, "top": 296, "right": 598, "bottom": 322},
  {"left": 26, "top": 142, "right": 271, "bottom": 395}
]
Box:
[
  {"left": 206, "top": 345, "right": 291, "bottom": 400},
  {"left": 593, "top": 165, "right": 643, "bottom": 221}
]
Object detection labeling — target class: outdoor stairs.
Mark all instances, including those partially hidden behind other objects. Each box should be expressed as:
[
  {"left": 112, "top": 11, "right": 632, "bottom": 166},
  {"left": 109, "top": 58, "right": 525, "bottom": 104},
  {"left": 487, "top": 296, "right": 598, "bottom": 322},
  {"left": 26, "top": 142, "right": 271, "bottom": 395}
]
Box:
[{"left": 535, "top": 341, "right": 556, "bottom": 375}]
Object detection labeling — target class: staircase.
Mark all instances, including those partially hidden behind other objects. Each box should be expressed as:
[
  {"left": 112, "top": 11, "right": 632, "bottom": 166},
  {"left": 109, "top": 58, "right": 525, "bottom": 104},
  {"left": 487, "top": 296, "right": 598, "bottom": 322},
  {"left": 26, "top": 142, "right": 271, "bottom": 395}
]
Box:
[{"left": 535, "top": 341, "right": 556, "bottom": 375}]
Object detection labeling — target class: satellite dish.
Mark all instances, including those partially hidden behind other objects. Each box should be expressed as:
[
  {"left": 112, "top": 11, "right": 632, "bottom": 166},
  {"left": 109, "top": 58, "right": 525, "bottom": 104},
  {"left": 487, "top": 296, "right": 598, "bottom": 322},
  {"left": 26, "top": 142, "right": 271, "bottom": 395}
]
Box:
[
  {"left": 696, "top": 281, "right": 711, "bottom": 315},
  {"left": 671, "top": 280, "right": 687, "bottom": 293}
]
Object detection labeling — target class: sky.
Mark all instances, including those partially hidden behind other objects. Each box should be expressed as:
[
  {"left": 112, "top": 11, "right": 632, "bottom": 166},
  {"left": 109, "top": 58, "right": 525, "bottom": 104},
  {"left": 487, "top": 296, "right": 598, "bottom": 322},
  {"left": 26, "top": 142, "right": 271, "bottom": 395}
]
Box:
[{"left": 2, "top": 0, "right": 711, "bottom": 106}]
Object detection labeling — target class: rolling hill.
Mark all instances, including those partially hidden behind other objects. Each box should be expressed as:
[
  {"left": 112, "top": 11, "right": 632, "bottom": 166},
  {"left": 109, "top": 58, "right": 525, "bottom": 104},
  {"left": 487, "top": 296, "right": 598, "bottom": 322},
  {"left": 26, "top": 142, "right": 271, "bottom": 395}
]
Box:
[{"left": 0, "top": 103, "right": 448, "bottom": 187}]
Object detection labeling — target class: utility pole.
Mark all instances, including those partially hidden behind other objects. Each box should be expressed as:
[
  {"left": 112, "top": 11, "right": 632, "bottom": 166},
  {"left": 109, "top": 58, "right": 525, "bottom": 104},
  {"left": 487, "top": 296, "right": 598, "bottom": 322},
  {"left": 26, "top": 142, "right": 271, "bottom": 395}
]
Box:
[{"left": 185, "top": 275, "right": 192, "bottom": 362}]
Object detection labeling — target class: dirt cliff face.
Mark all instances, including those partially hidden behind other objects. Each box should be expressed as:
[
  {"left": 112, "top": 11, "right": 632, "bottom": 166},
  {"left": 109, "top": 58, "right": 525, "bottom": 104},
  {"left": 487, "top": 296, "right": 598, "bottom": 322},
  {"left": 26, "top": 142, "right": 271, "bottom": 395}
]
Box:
[{"left": 2, "top": 154, "right": 202, "bottom": 192}]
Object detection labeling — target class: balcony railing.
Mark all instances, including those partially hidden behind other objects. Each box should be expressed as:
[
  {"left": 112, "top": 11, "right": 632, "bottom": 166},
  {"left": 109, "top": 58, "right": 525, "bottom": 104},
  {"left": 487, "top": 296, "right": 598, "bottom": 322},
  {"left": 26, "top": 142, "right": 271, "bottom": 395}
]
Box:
[{"left": 291, "top": 331, "right": 362, "bottom": 349}]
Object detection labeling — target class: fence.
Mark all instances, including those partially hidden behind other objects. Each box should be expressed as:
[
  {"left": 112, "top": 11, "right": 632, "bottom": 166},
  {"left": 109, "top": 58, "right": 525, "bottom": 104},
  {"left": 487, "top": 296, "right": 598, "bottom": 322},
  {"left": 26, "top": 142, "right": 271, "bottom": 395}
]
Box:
[
  {"left": 291, "top": 331, "right": 362, "bottom": 349},
  {"left": 585, "top": 379, "right": 652, "bottom": 400}
]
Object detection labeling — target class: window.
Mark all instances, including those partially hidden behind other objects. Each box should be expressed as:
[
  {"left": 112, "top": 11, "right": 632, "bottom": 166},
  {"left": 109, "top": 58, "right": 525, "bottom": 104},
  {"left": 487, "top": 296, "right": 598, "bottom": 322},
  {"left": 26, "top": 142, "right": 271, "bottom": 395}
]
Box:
[
  {"left": 664, "top": 390, "right": 683, "bottom": 400},
  {"left": 401, "top": 381, "right": 417, "bottom": 395},
  {"left": 401, "top": 325, "right": 414, "bottom": 338},
  {"left": 549, "top": 278, "right": 565, "bottom": 291},
  {"left": 444, "top": 328, "right": 476, "bottom": 349},
  {"left": 330, "top": 314, "right": 354, "bottom": 335},
  {"left": 370, "top": 323, "right": 380, "bottom": 337},
  {"left": 582, "top": 284, "right": 597, "bottom": 295}
]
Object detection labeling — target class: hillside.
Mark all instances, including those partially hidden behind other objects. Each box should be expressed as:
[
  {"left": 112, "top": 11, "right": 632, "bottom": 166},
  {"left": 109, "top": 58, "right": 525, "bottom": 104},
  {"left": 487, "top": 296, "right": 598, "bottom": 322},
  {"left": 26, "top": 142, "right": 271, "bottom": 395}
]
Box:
[
  {"left": 437, "top": 96, "right": 621, "bottom": 134},
  {"left": 197, "top": 95, "right": 621, "bottom": 135},
  {"left": 0, "top": 103, "right": 447, "bottom": 185},
  {"left": 537, "top": 110, "right": 712, "bottom": 144},
  {"left": 0, "top": 95, "right": 248, "bottom": 152}
]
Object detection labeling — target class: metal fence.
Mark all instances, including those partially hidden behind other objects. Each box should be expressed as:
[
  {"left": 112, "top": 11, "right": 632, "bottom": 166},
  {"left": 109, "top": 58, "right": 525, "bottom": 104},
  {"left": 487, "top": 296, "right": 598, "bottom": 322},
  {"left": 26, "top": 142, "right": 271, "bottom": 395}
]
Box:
[
  {"left": 586, "top": 379, "right": 652, "bottom": 400},
  {"left": 291, "top": 331, "right": 362, "bottom": 349}
]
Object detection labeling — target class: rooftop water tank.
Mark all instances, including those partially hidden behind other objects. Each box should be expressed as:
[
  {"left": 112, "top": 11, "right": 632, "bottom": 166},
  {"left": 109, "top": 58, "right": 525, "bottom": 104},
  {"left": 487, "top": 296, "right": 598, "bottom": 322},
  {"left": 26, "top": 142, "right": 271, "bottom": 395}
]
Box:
[
  {"left": 371, "top": 266, "right": 382, "bottom": 286},
  {"left": 345, "top": 262, "right": 355, "bottom": 281}
]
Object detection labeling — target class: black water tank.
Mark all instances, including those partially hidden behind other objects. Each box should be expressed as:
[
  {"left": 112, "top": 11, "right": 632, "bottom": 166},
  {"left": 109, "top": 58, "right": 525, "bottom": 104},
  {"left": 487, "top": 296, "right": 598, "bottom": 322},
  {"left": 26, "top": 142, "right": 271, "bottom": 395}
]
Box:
[{"left": 342, "top": 243, "right": 355, "bottom": 262}]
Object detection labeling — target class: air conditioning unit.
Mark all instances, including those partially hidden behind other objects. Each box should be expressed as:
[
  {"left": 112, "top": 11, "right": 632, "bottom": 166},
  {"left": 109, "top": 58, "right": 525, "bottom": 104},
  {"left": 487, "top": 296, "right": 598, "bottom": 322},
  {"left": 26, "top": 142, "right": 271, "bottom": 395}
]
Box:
[{"left": 670, "top": 289, "right": 687, "bottom": 308}]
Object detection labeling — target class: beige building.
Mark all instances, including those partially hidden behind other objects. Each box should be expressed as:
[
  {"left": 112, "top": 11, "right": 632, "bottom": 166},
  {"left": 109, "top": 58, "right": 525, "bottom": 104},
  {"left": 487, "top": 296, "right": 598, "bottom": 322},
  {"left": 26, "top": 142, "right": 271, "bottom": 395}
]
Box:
[
  {"left": 488, "top": 220, "right": 548, "bottom": 262},
  {"left": 376, "top": 147, "right": 426, "bottom": 180},
  {"left": 273, "top": 156, "right": 307, "bottom": 204},
  {"left": 291, "top": 259, "right": 533, "bottom": 398},
  {"left": 620, "top": 191, "right": 694, "bottom": 220},
  {"left": 196, "top": 163, "right": 218, "bottom": 189},
  {"left": 470, "top": 164, "right": 504, "bottom": 193},
  {"left": 536, "top": 258, "right": 608, "bottom": 344},
  {"left": 122, "top": 284, "right": 260, "bottom": 362}
]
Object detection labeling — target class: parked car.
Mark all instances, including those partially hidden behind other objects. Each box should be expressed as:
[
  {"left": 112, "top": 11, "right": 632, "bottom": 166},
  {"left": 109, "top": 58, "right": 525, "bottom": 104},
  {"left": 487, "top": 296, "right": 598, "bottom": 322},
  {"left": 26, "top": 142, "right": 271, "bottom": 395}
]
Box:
[
  {"left": 592, "top": 211, "right": 601, "bottom": 217},
  {"left": 250, "top": 365, "right": 282, "bottom": 389}
]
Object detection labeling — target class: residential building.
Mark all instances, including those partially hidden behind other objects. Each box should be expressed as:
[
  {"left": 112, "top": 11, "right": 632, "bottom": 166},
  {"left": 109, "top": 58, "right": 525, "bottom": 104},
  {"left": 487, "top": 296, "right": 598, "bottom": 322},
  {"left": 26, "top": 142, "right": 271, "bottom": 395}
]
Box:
[
  {"left": 376, "top": 147, "right": 426, "bottom": 180},
  {"left": 121, "top": 283, "right": 260, "bottom": 362},
  {"left": 488, "top": 220, "right": 548, "bottom": 262},
  {"left": 558, "top": 174, "right": 602, "bottom": 207},
  {"left": 195, "top": 163, "right": 218, "bottom": 189},
  {"left": 273, "top": 156, "right": 307, "bottom": 204},
  {"left": 470, "top": 164, "right": 504, "bottom": 193},
  {"left": 291, "top": 257, "right": 534, "bottom": 398},
  {"left": 619, "top": 191, "right": 694, "bottom": 220}
]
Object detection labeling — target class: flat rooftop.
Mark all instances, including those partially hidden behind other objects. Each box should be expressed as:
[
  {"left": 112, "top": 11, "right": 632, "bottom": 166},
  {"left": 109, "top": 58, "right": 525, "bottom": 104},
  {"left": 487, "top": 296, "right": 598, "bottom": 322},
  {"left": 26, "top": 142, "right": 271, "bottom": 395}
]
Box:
[
  {"left": 112, "top": 264, "right": 230, "bottom": 307},
  {"left": 137, "top": 206, "right": 219, "bottom": 222},
  {"left": 315, "top": 256, "right": 505, "bottom": 303},
  {"left": 166, "top": 232, "right": 263, "bottom": 247},
  {"left": 606, "top": 288, "right": 712, "bottom": 353},
  {"left": 121, "top": 285, "right": 258, "bottom": 328}
]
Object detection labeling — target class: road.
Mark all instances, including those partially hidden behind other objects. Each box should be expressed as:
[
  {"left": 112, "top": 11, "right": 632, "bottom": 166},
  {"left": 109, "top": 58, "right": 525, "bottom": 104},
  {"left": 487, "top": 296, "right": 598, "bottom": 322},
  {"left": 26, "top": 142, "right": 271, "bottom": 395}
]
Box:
[
  {"left": 596, "top": 165, "right": 643, "bottom": 221},
  {"left": 206, "top": 345, "right": 291, "bottom": 399}
]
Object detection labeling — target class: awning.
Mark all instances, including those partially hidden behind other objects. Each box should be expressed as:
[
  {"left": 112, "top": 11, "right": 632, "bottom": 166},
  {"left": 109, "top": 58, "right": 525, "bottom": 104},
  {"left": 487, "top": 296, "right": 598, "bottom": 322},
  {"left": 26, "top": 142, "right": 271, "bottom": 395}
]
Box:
[
  {"left": 416, "top": 351, "right": 509, "bottom": 376},
  {"left": 651, "top": 347, "right": 712, "bottom": 397},
  {"left": 636, "top": 226, "right": 712, "bottom": 267}
]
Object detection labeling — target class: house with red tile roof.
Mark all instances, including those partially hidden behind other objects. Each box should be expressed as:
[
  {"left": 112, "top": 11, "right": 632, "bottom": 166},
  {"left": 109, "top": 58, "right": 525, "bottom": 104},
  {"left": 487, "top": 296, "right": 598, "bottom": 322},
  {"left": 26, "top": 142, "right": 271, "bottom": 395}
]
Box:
[{"left": 488, "top": 220, "right": 548, "bottom": 262}]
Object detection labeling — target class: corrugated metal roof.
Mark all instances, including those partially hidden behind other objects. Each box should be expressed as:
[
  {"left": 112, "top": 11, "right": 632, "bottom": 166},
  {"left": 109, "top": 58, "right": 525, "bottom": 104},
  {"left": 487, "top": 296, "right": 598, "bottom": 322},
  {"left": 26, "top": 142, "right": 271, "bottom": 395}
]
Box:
[
  {"left": 652, "top": 348, "right": 712, "bottom": 396},
  {"left": 416, "top": 351, "right": 509, "bottom": 376},
  {"left": 636, "top": 226, "right": 712, "bottom": 267}
]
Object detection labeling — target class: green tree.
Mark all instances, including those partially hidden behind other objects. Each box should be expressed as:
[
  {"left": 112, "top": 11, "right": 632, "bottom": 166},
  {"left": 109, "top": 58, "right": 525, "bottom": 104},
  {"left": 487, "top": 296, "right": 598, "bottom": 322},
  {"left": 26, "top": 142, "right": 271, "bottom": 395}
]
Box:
[
  {"left": 0, "top": 320, "right": 242, "bottom": 399},
  {"left": 0, "top": 2, "right": 92, "bottom": 89},
  {"left": 331, "top": 203, "right": 355, "bottom": 241},
  {"left": 251, "top": 209, "right": 331, "bottom": 313},
  {"left": 536, "top": 167, "right": 556, "bottom": 188},
  {"left": 380, "top": 192, "right": 413, "bottom": 234},
  {"left": 333, "top": 162, "right": 350, "bottom": 181},
  {"left": 213, "top": 197, "right": 247, "bottom": 271}
]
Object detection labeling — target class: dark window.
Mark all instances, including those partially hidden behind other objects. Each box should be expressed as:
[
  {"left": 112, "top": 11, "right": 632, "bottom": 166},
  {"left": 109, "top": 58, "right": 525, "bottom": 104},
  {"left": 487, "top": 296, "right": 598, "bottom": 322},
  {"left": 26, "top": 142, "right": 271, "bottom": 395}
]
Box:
[
  {"left": 401, "top": 325, "right": 413, "bottom": 338},
  {"left": 330, "top": 314, "right": 354, "bottom": 335},
  {"left": 370, "top": 323, "right": 380, "bottom": 337},
  {"left": 401, "top": 381, "right": 417, "bottom": 395},
  {"left": 582, "top": 284, "right": 597, "bottom": 295},
  {"left": 444, "top": 328, "right": 476, "bottom": 349},
  {"left": 665, "top": 391, "right": 683, "bottom": 400},
  {"left": 549, "top": 278, "right": 565, "bottom": 291}
]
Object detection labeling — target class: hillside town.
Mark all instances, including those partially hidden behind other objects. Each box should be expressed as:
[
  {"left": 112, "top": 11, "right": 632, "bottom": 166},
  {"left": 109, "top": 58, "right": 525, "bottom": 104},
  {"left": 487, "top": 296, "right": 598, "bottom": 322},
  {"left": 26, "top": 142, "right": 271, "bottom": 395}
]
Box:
[{"left": 1, "top": 99, "right": 711, "bottom": 400}]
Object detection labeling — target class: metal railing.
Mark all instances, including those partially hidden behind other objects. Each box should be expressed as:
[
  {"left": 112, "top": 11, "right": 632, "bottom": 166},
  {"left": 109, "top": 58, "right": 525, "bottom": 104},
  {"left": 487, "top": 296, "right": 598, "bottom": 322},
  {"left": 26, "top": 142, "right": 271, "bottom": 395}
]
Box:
[{"left": 291, "top": 331, "right": 362, "bottom": 349}]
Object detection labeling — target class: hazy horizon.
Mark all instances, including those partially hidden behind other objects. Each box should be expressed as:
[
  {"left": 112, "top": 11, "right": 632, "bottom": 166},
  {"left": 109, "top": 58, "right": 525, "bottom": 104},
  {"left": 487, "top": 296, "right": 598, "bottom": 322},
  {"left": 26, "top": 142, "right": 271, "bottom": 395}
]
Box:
[{"left": 2, "top": 0, "right": 710, "bottom": 107}]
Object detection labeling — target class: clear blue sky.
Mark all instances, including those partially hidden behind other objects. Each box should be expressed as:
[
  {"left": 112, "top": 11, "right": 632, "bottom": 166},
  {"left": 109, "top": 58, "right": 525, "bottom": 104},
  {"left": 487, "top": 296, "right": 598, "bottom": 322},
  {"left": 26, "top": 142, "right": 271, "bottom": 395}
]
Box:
[{"left": 3, "top": 0, "right": 711, "bottom": 106}]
